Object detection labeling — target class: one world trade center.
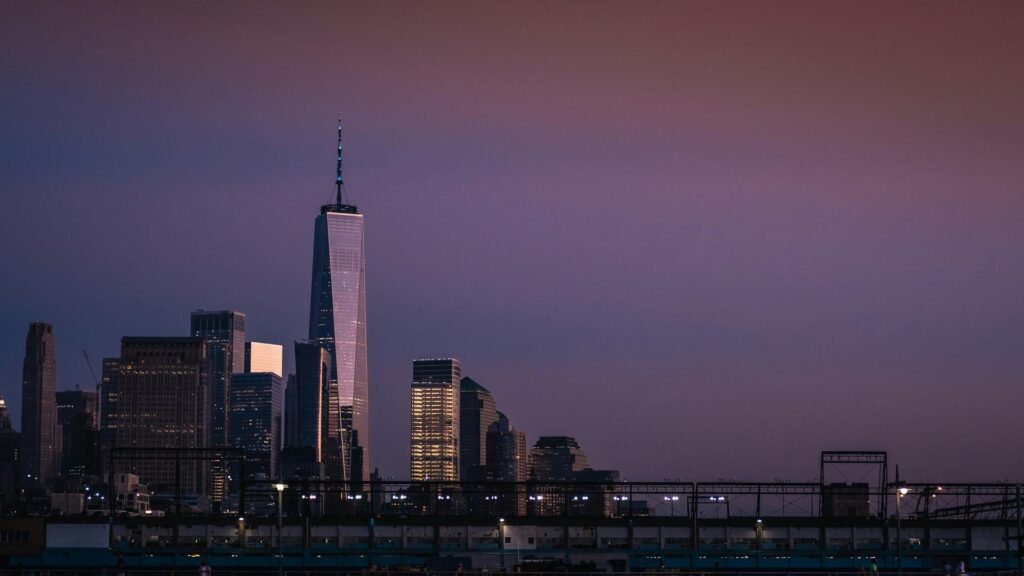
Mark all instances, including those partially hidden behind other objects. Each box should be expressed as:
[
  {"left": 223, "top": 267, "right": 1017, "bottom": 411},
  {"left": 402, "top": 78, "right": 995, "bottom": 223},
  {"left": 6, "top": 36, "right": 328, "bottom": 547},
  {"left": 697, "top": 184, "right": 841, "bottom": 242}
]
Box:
[{"left": 308, "top": 119, "right": 369, "bottom": 485}]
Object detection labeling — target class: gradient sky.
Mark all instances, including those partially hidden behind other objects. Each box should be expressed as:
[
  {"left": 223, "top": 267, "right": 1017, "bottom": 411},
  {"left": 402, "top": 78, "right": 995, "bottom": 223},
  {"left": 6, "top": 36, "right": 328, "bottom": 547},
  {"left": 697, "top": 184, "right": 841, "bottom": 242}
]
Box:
[{"left": 2, "top": 1, "right": 1023, "bottom": 483}]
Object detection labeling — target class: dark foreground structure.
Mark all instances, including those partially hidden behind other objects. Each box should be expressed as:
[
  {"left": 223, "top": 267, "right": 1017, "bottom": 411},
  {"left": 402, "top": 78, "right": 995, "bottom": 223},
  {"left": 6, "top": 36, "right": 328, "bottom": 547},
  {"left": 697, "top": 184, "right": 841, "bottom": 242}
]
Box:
[{"left": 2, "top": 453, "right": 1022, "bottom": 574}]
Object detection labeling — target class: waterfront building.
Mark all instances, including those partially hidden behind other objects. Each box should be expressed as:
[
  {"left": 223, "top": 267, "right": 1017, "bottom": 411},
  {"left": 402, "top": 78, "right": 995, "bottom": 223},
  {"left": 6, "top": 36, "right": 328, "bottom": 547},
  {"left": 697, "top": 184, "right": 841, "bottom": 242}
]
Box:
[
  {"left": 528, "top": 436, "right": 590, "bottom": 516},
  {"left": 410, "top": 358, "right": 461, "bottom": 482},
  {"left": 228, "top": 372, "right": 282, "bottom": 479},
  {"left": 245, "top": 341, "right": 283, "bottom": 377},
  {"left": 528, "top": 436, "right": 589, "bottom": 481},
  {"left": 99, "top": 337, "right": 209, "bottom": 495},
  {"left": 308, "top": 120, "right": 369, "bottom": 483},
  {"left": 55, "top": 389, "right": 99, "bottom": 481},
  {"left": 459, "top": 377, "right": 497, "bottom": 482},
  {"left": 485, "top": 411, "right": 528, "bottom": 515},
  {"left": 20, "top": 322, "right": 59, "bottom": 488}
]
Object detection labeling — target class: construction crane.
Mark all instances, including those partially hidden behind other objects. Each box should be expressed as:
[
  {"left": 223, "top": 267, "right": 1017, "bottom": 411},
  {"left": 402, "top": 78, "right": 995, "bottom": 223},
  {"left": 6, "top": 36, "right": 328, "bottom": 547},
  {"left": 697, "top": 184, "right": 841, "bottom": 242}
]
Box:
[{"left": 82, "top": 350, "right": 101, "bottom": 389}]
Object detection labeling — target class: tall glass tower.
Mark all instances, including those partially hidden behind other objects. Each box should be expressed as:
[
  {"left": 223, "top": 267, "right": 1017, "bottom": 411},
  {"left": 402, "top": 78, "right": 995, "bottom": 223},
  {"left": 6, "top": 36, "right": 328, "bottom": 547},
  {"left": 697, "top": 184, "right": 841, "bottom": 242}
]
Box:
[{"left": 308, "top": 119, "right": 369, "bottom": 484}]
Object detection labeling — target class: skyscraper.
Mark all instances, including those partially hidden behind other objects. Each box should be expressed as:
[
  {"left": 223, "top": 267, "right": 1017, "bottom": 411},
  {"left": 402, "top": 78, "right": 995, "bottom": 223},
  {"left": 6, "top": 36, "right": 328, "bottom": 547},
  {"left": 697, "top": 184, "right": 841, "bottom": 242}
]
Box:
[
  {"left": 528, "top": 436, "right": 589, "bottom": 481},
  {"left": 190, "top": 310, "right": 246, "bottom": 448},
  {"left": 289, "top": 343, "right": 332, "bottom": 464},
  {"left": 245, "top": 341, "right": 283, "bottom": 377},
  {"left": 486, "top": 411, "right": 528, "bottom": 516},
  {"left": 20, "top": 322, "right": 58, "bottom": 487},
  {"left": 308, "top": 120, "right": 369, "bottom": 483},
  {"left": 410, "top": 358, "right": 461, "bottom": 482},
  {"left": 0, "top": 393, "right": 19, "bottom": 512},
  {"left": 100, "top": 337, "right": 209, "bottom": 495},
  {"left": 228, "top": 372, "right": 282, "bottom": 479},
  {"left": 56, "top": 389, "right": 99, "bottom": 481},
  {"left": 459, "top": 377, "right": 498, "bottom": 481}
]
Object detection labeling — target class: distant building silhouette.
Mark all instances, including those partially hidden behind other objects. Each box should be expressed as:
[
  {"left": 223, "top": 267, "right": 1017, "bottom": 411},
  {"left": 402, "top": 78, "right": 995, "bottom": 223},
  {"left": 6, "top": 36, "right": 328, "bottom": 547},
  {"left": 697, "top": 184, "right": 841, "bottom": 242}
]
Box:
[
  {"left": 0, "top": 393, "right": 19, "bottom": 513},
  {"left": 20, "top": 322, "right": 59, "bottom": 488},
  {"left": 486, "top": 411, "right": 527, "bottom": 515},
  {"left": 100, "top": 337, "right": 210, "bottom": 495},
  {"left": 459, "top": 377, "right": 497, "bottom": 481},
  {"left": 245, "top": 341, "right": 283, "bottom": 377},
  {"left": 529, "top": 436, "right": 588, "bottom": 481},
  {"left": 55, "top": 389, "right": 98, "bottom": 481},
  {"left": 228, "top": 372, "right": 282, "bottom": 479},
  {"left": 410, "top": 358, "right": 461, "bottom": 481}
]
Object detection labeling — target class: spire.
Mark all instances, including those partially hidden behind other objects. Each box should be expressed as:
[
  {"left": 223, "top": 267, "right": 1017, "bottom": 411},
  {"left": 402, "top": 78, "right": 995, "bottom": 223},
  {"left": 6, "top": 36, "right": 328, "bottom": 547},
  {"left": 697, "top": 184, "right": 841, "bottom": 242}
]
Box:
[
  {"left": 335, "top": 114, "right": 346, "bottom": 205},
  {"left": 321, "top": 115, "right": 358, "bottom": 214}
]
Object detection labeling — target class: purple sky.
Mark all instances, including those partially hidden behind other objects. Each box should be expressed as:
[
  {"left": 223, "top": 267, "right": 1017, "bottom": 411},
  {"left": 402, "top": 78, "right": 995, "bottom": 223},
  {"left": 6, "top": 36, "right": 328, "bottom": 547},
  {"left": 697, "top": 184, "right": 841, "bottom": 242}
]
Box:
[{"left": 2, "top": 1, "right": 1023, "bottom": 483}]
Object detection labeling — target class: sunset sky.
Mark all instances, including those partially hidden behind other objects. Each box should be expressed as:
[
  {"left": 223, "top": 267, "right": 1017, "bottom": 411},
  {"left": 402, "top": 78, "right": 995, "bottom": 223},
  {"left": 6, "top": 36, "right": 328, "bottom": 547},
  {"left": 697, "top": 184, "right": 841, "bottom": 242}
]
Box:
[{"left": 2, "top": 1, "right": 1023, "bottom": 482}]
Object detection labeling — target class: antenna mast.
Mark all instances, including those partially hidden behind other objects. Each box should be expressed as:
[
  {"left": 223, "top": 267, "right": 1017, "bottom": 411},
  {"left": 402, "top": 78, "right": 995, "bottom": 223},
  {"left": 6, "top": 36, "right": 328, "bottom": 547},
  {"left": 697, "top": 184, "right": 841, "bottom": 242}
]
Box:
[{"left": 335, "top": 114, "right": 347, "bottom": 205}]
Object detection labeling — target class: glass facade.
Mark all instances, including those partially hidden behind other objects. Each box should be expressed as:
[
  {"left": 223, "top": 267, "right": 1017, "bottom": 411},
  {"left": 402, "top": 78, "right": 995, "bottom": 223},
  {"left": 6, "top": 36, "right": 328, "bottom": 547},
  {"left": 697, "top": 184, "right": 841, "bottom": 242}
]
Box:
[
  {"left": 190, "top": 310, "right": 246, "bottom": 448},
  {"left": 459, "top": 377, "right": 497, "bottom": 481},
  {"left": 244, "top": 341, "right": 283, "bottom": 377},
  {"left": 228, "top": 372, "right": 282, "bottom": 479},
  {"left": 308, "top": 208, "right": 368, "bottom": 483},
  {"left": 410, "top": 358, "right": 461, "bottom": 482}
]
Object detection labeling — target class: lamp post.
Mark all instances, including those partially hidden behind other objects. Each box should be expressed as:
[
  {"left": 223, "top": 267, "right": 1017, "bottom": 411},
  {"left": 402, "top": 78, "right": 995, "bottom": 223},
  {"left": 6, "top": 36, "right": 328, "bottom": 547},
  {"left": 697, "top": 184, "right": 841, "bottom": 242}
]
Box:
[
  {"left": 498, "top": 517, "right": 505, "bottom": 569},
  {"left": 274, "top": 483, "right": 286, "bottom": 576},
  {"left": 664, "top": 495, "right": 679, "bottom": 516},
  {"left": 895, "top": 484, "right": 909, "bottom": 576}
]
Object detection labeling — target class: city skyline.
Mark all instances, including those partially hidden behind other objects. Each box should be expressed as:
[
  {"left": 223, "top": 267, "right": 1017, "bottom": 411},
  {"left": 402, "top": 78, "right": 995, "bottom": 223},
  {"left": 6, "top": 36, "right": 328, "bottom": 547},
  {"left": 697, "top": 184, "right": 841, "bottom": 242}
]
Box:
[{"left": 3, "top": 2, "right": 1024, "bottom": 483}]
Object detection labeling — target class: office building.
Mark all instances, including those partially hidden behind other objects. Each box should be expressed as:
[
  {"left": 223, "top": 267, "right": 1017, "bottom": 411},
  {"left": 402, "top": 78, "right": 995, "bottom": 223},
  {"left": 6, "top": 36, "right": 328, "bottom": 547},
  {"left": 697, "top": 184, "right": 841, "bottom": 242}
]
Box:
[
  {"left": 55, "top": 389, "right": 99, "bottom": 480},
  {"left": 228, "top": 372, "right": 282, "bottom": 479},
  {"left": 100, "top": 337, "right": 209, "bottom": 495},
  {"left": 190, "top": 310, "right": 246, "bottom": 448},
  {"left": 289, "top": 343, "right": 333, "bottom": 466},
  {"left": 20, "top": 322, "right": 59, "bottom": 487},
  {"left": 528, "top": 436, "right": 589, "bottom": 481},
  {"left": 410, "top": 358, "right": 461, "bottom": 482},
  {"left": 485, "top": 411, "right": 527, "bottom": 516},
  {"left": 0, "top": 394, "right": 19, "bottom": 513},
  {"left": 308, "top": 121, "right": 369, "bottom": 483},
  {"left": 245, "top": 341, "right": 283, "bottom": 377},
  {"left": 459, "top": 377, "right": 497, "bottom": 482}
]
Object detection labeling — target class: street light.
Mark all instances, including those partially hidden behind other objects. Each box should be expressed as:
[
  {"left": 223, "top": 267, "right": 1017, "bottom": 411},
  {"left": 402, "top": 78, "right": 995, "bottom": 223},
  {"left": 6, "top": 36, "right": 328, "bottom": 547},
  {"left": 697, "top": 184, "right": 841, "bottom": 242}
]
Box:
[
  {"left": 273, "top": 483, "right": 286, "bottom": 576},
  {"left": 664, "top": 495, "right": 680, "bottom": 516}
]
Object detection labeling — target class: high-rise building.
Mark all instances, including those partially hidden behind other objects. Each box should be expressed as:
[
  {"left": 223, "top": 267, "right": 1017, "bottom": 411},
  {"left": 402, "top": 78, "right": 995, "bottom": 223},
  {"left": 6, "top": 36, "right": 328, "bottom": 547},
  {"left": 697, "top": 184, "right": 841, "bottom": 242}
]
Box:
[
  {"left": 56, "top": 389, "right": 99, "bottom": 480},
  {"left": 527, "top": 436, "right": 592, "bottom": 516},
  {"left": 100, "top": 337, "right": 209, "bottom": 495},
  {"left": 245, "top": 342, "right": 283, "bottom": 377},
  {"left": 308, "top": 121, "right": 369, "bottom": 483},
  {"left": 486, "top": 412, "right": 527, "bottom": 483},
  {"left": 289, "top": 343, "right": 332, "bottom": 464},
  {"left": 459, "top": 377, "right": 497, "bottom": 481},
  {"left": 485, "top": 411, "right": 528, "bottom": 516},
  {"left": 410, "top": 358, "right": 461, "bottom": 482},
  {"left": 228, "top": 372, "right": 282, "bottom": 479},
  {"left": 20, "top": 322, "right": 59, "bottom": 487},
  {"left": 190, "top": 310, "right": 246, "bottom": 448},
  {"left": 0, "top": 393, "right": 19, "bottom": 513},
  {"left": 528, "top": 436, "right": 589, "bottom": 481}
]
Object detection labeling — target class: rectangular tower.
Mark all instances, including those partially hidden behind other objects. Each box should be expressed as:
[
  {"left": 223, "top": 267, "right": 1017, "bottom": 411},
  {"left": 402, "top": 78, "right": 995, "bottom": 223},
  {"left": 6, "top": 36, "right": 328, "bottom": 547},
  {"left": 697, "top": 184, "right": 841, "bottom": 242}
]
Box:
[
  {"left": 459, "top": 377, "right": 497, "bottom": 481},
  {"left": 56, "top": 389, "right": 99, "bottom": 480},
  {"left": 245, "top": 341, "right": 283, "bottom": 377},
  {"left": 100, "top": 337, "right": 209, "bottom": 495},
  {"left": 410, "top": 358, "right": 461, "bottom": 482},
  {"left": 228, "top": 372, "right": 282, "bottom": 479},
  {"left": 190, "top": 310, "right": 246, "bottom": 448},
  {"left": 20, "top": 322, "right": 58, "bottom": 487}
]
